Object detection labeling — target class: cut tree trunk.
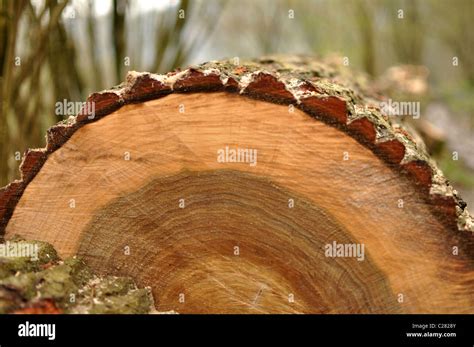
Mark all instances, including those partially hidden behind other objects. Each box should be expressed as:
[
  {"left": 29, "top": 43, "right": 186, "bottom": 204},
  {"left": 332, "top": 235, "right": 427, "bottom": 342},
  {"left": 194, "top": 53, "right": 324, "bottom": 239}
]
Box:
[{"left": 0, "top": 55, "right": 473, "bottom": 314}]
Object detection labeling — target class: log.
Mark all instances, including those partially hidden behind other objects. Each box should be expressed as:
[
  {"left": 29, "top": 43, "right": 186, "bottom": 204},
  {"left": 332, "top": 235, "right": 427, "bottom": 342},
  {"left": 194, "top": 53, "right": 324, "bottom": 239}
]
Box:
[{"left": 0, "top": 55, "right": 473, "bottom": 314}]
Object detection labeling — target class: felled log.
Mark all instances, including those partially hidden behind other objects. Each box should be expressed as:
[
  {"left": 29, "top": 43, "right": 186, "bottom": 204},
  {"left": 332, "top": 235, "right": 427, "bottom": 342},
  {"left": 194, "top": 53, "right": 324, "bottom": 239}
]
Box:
[{"left": 0, "top": 55, "right": 473, "bottom": 313}]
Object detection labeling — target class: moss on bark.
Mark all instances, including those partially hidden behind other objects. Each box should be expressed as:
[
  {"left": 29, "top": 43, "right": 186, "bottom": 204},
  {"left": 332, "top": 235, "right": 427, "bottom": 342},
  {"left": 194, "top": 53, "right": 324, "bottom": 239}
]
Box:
[{"left": 0, "top": 237, "right": 157, "bottom": 314}]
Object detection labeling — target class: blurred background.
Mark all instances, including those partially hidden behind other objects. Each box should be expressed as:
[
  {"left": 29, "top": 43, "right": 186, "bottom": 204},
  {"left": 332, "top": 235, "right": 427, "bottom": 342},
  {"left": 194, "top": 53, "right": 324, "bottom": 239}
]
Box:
[{"left": 0, "top": 0, "right": 473, "bottom": 209}]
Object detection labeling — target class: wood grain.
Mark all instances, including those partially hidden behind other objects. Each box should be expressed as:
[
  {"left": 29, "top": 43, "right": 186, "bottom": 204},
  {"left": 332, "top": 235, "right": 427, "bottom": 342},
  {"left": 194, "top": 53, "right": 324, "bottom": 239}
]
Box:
[{"left": 4, "top": 93, "right": 473, "bottom": 313}]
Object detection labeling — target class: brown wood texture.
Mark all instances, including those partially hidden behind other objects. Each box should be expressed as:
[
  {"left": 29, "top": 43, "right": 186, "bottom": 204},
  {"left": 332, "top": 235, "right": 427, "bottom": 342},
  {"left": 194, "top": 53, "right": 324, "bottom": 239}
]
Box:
[{"left": 0, "top": 56, "right": 473, "bottom": 313}]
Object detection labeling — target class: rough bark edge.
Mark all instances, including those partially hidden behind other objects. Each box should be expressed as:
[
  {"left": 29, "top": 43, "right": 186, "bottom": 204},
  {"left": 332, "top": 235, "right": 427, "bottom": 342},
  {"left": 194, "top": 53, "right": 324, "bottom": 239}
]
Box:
[{"left": 0, "top": 55, "right": 472, "bottom": 235}]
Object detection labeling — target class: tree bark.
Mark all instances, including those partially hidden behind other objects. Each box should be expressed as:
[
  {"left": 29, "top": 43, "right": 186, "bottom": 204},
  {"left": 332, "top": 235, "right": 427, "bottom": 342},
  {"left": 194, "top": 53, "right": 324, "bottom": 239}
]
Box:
[{"left": 0, "top": 55, "right": 473, "bottom": 313}]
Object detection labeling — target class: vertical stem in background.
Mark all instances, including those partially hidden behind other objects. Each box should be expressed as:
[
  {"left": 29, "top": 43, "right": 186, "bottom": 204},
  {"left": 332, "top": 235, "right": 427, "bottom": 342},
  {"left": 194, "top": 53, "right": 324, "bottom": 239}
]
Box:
[
  {"left": 87, "top": 0, "right": 103, "bottom": 91},
  {"left": 152, "top": 4, "right": 175, "bottom": 73},
  {"left": 0, "top": 0, "right": 8, "bottom": 72},
  {"left": 152, "top": 0, "right": 190, "bottom": 73},
  {"left": 355, "top": 0, "right": 376, "bottom": 76},
  {"left": 0, "top": 0, "right": 9, "bottom": 185},
  {"left": 167, "top": 0, "right": 192, "bottom": 69},
  {"left": 55, "top": 7, "right": 84, "bottom": 105},
  {"left": 0, "top": 0, "right": 26, "bottom": 186},
  {"left": 0, "top": 0, "right": 9, "bottom": 187},
  {"left": 113, "top": 0, "right": 125, "bottom": 84}
]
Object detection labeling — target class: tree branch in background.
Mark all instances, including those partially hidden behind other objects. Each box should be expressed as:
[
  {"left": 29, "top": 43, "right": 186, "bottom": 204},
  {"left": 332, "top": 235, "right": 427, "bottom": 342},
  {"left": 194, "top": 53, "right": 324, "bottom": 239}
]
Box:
[
  {"left": 354, "top": 0, "right": 375, "bottom": 76},
  {"left": 87, "top": 0, "right": 103, "bottom": 91},
  {"left": 113, "top": 0, "right": 126, "bottom": 83},
  {"left": 0, "top": 0, "right": 27, "bottom": 186}
]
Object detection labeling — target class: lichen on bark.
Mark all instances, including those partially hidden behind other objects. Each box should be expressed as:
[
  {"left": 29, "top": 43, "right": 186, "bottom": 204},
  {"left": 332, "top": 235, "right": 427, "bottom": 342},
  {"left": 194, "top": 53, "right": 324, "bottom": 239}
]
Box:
[{"left": 0, "top": 237, "right": 158, "bottom": 314}]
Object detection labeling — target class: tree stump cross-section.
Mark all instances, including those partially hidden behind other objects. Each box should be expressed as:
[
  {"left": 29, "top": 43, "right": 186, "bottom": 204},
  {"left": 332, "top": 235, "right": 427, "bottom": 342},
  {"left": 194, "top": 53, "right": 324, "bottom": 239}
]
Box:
[{"left": 0, "top": 55, "right": 473, "bottom": 313}]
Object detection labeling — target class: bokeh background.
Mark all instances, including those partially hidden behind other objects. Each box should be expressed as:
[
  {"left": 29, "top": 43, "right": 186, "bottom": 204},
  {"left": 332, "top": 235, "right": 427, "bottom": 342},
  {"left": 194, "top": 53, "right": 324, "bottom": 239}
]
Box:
[{"left": 0, "top": 0, "right": 473, "bottom": 209}]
